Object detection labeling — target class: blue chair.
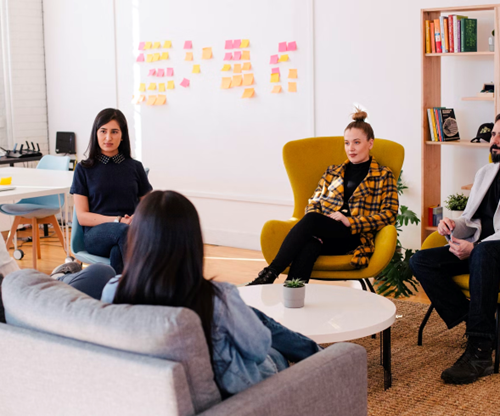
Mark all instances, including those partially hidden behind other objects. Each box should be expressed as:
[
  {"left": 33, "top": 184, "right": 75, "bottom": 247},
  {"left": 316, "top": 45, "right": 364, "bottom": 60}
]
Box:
[{"left": 0, "top": 155, "right": 70, "bottom": 269}]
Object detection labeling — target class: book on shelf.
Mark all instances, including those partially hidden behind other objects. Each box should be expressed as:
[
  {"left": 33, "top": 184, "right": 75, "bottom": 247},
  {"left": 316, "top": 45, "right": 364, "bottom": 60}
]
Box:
[
  {"left": 442, "top": 16, "right": 450, "bottom": 53},
  {"left": 427, "top": 107, "right": 459, "bottom": 142},
  {"left": 448, "top": 15, "right": 454, "bottom": 52},
  {"left": 434, "top": 18, "right": 442, "bottom": 53},
  {"left": 440, "top": 16, "right": 448, "bottom": 53},
  {"left": 425, "top": 20, "right": 431, "bottom": 53},
  {"left": 426, "top": 109, "right": 438, "bottom": 141},
  {"left": 425, "top": 15, "right": 475, "bottom": 53},
  {"left": 430, "top": 21, "right": 436, "bottom": 53},
  {"left": 461, "top": 18, "right": 477, "bottom": 52},
  {"left": 433, "top": 108, "right": 444, "bottom": 141},
  {"left": 428, "top": 205, "right": 443, "bottom": 227}
]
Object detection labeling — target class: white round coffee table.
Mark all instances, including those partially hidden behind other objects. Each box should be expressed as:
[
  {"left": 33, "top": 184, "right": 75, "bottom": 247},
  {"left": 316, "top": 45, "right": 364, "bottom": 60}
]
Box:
[{"left": 238, "top": 283, "right": 396, "bottom": 389}]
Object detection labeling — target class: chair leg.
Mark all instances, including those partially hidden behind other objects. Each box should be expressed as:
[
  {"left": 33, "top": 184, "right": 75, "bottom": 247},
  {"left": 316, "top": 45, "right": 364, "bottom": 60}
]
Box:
[
  {"left": 5, "top": 217, "right": 22, "bottom": 249},
  {"left": 359, "top": 279, "right": 367, "bottom": 291},
  {"left": 495, "top": 304, "right": 500, "bottom": 374},
  {"left": 364, "top": 278, "right": 376, "bottom": 294},
  {"left": 31, "top": 218, "right": 38, "bottom": 269},
  {"left": 418, "top": 304, "right": 435, "bottom": 346},
  {"left": 45, "top": 215, "right": 65, "bottom": 249}
]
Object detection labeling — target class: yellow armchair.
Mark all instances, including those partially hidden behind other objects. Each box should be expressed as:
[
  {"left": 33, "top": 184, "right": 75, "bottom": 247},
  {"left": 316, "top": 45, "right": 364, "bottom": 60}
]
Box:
[{"left": 260, "top": 136, "right": 405, "bottom": 288}]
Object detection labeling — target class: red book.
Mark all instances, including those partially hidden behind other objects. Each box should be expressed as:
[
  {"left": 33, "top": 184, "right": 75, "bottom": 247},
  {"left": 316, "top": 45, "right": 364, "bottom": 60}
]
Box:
[
  {"left": 448, "top": 15, "right": 454, "bottom": 52},
  {"left": 430, "top": 21, "right": 436, "bottom": 53},
  {"left": 434, "top": 19, "right": 442, "bottom": 53}
]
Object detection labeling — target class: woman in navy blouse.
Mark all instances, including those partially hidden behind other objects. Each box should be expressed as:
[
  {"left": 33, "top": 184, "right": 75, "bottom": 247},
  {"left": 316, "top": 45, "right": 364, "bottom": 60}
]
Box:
[{"left": 70, "top": 108, "right": 152, "bottom": 273}]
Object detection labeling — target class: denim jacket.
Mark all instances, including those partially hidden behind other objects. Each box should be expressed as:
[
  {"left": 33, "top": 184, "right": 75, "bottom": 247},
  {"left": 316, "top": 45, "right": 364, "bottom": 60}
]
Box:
[{"left": 101, "top": 278, "right": 277, "bottom": 397}]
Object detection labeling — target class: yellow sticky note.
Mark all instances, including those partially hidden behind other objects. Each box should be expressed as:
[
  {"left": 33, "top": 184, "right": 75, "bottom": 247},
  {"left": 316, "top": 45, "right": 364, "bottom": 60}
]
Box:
[
  {"left": 159, "top": 83, "right": 166, "bottom": 92},
  {"left": 241, "top": 88, "right": 254, "bottom": 98},
  {"left": 0, "top": 177, "right": 12, "bottom": 185},
  {"left": 153, "top": 41, "right": 161, "bottom": 49},
  {"left": 221, "top": 64, "right": 231, "bottom": 71},
  {"left": 240, "top": 39, "right": 250, "bottom": 48},
  {"left": 202, "top": 47, "right": 212, "bottom": 59},
  {"left": 221, "top": 77, "right": 232, "bottom": 89},
  {"left": 270, "top": 73, "right": 280, "bottom": 83},
  {"left": 231, "top": 75, "right": 242, "bottom": 87},
  {"left": 233, "top": 64, "right": 242, "bottom": 74},
  {"left": 167, "top": 80, "right": 175, "bottom": 89},
  {"left": 241, "top": 51, "right": 250, "bottom": 60},
  {"left": 243, "top": 73, "right": 254, "bottom": 86},
  {"left": 242, "top": 62, "right": 251, "bottom": 71},
  {"left": 288, "top": 69, "right": 298, "bottom": 79},
  {"left": 144, "top": 42, "right": 152, "bottom": 50},
  {"left": 288, "top": 82, "right": 297, "bottom": 92},
  {"left": 139, "top": 83, "right": 146, "bottom": 92},
  {"left": 146, "top": 54, "right": 153, "bottom": 63},
  {"left": 163, "top": 40, "right": 172, "bottom": 48},
  {"left": 278, "top": 54, "right": 289, "bottom": 62},
  {"left": 153, "top": 53, "right": 160, "bottom": 62},
  {"left": 185, "top": 52, "right": 193, "bottom": 61},
  {"left": 192, "top": 64, "right": 201, "bottom": 73},
  {"left": 146, "top": 95, "right": 157, "bottom": 105},
  {"left": 161, "top": 52, "right": 169, "bottom": 60},
  {"left": 148, "top": 83, "right": 157, "bottom": 90},
  {"left": 271, "top": 85, "right": 282, "bottom": 93},
  {"left": 155, "top": 94, "right": 166, "bottom": 105}
]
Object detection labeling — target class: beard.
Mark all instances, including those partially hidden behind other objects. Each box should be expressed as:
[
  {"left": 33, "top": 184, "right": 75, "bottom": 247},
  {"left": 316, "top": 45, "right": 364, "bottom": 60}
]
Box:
[{"left": 491, "top": 144, "right": 500, "bottom": 163}]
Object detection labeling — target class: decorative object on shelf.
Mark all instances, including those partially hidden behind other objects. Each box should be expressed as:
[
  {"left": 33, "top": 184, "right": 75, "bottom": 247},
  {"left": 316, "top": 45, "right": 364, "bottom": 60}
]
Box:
[
  {"left": 283, "top": 278, "right": 306, "bottom": 308},
  {"left": 489, "top": 30, "right": 495, "bottom": 52},
  {"left": 375, "top": 172, "right": 420, "bottom": 298},
  {"left": 471, "top": 122, "right": 494, "bottom": 143},
  {"left": 476, "top": 82, "right": 494, "bottom": 98},
  {"left": 444, "top": 193, "right": 468, "bottom": 219}
]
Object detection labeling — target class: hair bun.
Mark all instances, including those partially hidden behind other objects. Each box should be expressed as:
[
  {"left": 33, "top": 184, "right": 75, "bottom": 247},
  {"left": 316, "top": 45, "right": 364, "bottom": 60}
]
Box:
[{"left": 352, "top": 108, "right": 367, "bottom": 122}]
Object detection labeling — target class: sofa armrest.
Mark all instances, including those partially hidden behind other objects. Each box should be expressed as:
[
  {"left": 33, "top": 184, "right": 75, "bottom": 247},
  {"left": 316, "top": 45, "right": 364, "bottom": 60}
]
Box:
[{"left": 199, "top": 342, "right": 367, "bottom": 416}]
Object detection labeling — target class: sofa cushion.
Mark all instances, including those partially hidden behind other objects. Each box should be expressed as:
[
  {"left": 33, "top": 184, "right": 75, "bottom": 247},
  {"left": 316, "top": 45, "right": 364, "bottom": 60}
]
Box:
[{"left": 2, "top": 270, "right": 221, "bottom": 413}]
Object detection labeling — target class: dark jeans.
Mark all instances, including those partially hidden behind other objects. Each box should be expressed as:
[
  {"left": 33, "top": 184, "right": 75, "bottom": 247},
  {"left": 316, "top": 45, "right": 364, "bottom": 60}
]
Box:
[
  {"left": 58, "top": 264, "right": 116, "bottom": 300},
  {"left": 269, "top": 212, "right": 360, "bottom": 282},
  {"left": 410, "top": 241, "right": 500, "bottom": 340},
  {"left": 84, "top": 223, "right": 129, "bottom": 274}
]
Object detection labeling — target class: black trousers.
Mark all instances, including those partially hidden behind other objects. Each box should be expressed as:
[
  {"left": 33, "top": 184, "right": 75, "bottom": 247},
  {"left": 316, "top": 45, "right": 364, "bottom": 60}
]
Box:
[{"left": 269, "top": 212, "right": 361, "bottom": 282}]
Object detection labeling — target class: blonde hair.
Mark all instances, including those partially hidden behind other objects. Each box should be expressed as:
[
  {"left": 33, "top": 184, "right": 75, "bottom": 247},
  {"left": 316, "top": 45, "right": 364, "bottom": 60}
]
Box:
[{"left": 344, "top": 107, "right": 374, "bottom": 140}]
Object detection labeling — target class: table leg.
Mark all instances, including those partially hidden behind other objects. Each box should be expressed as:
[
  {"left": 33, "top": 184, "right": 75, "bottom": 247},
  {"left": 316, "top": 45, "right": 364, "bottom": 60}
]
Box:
[
  {"left": 381, "top": 327, "right": 392, "bottom": 390},
  {"left": 65, "top": 192, "right": 70, "bottom": 256}
]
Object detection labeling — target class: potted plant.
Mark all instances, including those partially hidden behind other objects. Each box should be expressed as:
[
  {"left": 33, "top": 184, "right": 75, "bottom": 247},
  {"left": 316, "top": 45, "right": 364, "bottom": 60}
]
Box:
[
  {"left": 444, "top": 193, "right": 469, "bottom": 219},
  {"left": 283, "top": 278, "right": 306, "bottom": 308}
]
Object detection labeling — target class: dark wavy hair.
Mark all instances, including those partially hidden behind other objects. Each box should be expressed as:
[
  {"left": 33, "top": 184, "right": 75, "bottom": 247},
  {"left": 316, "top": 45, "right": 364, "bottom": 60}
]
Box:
[
  {"left": 81, "top": 108, "right": 132, "bottom": 168},
  {"left": 113, "top": 191, "right": 217, "bottom": 353}
]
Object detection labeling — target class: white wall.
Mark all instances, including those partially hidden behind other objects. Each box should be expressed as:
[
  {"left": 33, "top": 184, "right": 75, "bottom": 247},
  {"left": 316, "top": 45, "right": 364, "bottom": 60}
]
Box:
[{"left": 43, "top": 0, "right": 496, "bottom": 251}]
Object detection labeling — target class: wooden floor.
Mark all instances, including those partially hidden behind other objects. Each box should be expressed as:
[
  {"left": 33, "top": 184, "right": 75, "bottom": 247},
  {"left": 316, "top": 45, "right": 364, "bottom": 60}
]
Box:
[{"left": 5, "top": 226, "right": 430, "bottom": 304}]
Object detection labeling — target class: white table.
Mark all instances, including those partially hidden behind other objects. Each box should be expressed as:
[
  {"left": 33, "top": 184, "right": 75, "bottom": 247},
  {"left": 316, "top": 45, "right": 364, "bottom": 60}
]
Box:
[{"left": 238, "top": 283, "right": 396, "bottom": 389}]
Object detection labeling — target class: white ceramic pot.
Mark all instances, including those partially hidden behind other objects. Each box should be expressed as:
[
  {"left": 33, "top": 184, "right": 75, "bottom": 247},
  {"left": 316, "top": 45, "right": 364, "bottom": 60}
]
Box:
[
  {"left": 283, "top": 285, "right": 306, "bottom": 308},
  {"left": 450, "top": 210, "right": 464, "bottom": 219}
]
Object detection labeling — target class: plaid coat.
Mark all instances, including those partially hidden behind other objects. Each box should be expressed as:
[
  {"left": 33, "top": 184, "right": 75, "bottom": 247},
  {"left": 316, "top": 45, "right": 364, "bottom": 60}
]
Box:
[{"left": 305, "top": 157, "right": 399, "bottom": 268}]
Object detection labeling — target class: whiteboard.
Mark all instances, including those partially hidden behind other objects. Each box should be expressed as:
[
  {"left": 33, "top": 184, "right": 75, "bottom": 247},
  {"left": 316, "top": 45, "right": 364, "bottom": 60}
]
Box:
[{"left": 115, "top": 0, "right": 313, "bottom": 202}]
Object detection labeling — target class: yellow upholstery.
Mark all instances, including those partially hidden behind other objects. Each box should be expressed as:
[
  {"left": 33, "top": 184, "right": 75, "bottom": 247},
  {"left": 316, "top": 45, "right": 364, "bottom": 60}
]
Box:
[{"left": 260, "top": 136, "right": 405, "bottom": 281}]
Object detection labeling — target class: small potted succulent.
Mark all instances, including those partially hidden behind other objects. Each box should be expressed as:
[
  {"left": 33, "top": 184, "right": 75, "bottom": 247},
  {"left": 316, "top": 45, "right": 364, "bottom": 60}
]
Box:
[
  {"left": 283, "top": 278, "right": 306, "bottom": 308},
  {"left": 444, "top": 193, "right": 469, "bottom": 219}
]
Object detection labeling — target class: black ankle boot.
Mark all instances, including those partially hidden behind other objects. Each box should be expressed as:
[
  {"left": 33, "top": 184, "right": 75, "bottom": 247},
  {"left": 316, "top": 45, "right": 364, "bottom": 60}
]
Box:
[
  {"left": 441, "top": 336, "right": 494, "bottom": 385},
  {"left": 246, "top": 268, "right": 278, "bottom": 286}
]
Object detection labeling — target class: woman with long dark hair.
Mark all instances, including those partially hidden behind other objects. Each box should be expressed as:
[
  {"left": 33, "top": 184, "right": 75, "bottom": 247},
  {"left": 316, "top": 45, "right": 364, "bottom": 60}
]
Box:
[{"left": 69, "top": 108, "right": 152, "bottom": 274}]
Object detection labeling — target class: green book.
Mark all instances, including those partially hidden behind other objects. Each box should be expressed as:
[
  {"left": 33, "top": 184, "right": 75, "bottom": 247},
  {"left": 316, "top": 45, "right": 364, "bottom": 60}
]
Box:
[{"left": 461, "top": 18, "right": 477, "bottom": 52}]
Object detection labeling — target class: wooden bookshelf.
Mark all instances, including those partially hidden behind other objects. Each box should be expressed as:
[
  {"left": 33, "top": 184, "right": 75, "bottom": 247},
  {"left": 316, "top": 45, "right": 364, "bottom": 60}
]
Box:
[{"left": 421, "top": 4, "right": 500, "bottom": 242}]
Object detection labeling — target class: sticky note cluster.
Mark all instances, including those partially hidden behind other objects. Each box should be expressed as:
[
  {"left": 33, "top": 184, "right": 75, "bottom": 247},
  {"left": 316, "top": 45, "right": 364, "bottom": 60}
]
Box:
[
  {"left": 270, "top": 41, "right": 298, "bottom": 93},
  {"left": 220, "top": 39, "right": 254, "bottom": 98},
  {"left": 137, "top": 41, "right": 172, "bottom": 62}
]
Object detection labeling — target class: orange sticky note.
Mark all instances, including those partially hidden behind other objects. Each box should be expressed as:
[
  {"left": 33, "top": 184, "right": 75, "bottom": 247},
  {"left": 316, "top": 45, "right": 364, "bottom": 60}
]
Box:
[
  {"left": 202, "top": 47, "right": 212, "bottom": 59},
  {"left": 163, "top": 40, "right": 172, "bottom": 48},
  {"left": 221, "top": 64, "right": 231, "bottom": 71},
  {"left": 242, "top": 62, "right": 251, "bottom": 71},
  {"left": 185, "top": 52, "right": 193, "bottom": 61},
  {"left": 270, "top": 73, "right": 280, "bottom": 83},
  {"left": 153, "top": 53, "right": 160, "bottom": 62},
  {"left": 192, "top": 64, "right": 200, "bottom": 73},
  {"left": 240, "top": 39, "right": 250, "bottom": 48},
  {"left": 231, "top": 75, "right": 242, "bottom": 87},
  {"left": 288, "top": 69, "right": 298, "bottom": 79},
  {"left": 288, "top": 82, "right": 297, "bottom": 92},
  {"left": 159, "top": 83, "right": 166, "bottom": 92},
  {"left": 153, "top": 41, "right": 161, "bottom": 49},
  {"left": 144, "top": 42, "right": 152, "bottom": 50},
  {"left": 233, "top": 64, "right": 242, "bottom": 74},
  {"left": 146, "top": 95, "right": 157, "bottom": 105},
  {"left": 155, "top": 94, "right": 166, "bottom": 105},
  {"left": 134, "top": 95, "right": 146, "bottom": 104},
  {"left": 0, "top": 177, "right": 12, "bottom": 185},
  {"left": 148, "top": 83, "right": 157, "bottom": 90},
  {"left": 221, "top": 77, "right": 232, "bottom": 89},
  {"left": 241, "top": 51, "right": 250, "bottom": 60},
  {"left": 139, "top": 83, "right": 146, "bottom": 92},
  {"left": 167, "top": 80, "right": 175, "bottom": 89},
  {"left": 146, "top": 54, "right": 153, "bottom": 63},
  {"left": 241, "top": 88, "right": 254, "bottom": 98},
  {"left": 271, "top": 85, "right": 282, "bottom": 93},
  {"left": 161, "top": 52, "right": 169, "bottom": 60},
  {"left": 243, "top": 73, "right": 254, "bottom": 86},
  {"left": 278, "top": 54, "right": 289, "bottom": 62}
]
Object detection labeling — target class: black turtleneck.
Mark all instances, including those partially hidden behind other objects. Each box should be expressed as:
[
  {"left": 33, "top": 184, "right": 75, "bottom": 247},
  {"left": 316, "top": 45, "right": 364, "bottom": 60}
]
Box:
[{"left": 340, "top": 157, "right": 371, "bottom": 215}]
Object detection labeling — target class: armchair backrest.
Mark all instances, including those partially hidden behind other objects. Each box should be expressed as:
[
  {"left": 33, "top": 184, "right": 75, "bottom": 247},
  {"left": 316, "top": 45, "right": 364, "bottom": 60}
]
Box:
[{"left": 283, "top": 137, "right": 405, "bottom": 219}]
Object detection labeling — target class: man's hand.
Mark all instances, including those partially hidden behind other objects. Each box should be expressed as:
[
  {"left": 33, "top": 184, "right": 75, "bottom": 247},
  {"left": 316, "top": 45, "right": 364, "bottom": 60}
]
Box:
[
  {"left": 438, "top": 217, "right": 455, "bottom": 236},
  {"left": 449, "top": 235, "right": 474, "bottom": 260},
  {"left": 328, "top": 211, "right": 351, "bottom": 227}
]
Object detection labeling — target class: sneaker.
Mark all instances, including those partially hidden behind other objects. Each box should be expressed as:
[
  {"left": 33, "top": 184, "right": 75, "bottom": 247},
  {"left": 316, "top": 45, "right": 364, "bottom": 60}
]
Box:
[
  {"left": 50, "top": 261, "right": 82, "bottom": 279},
  {"left": 441, "top": 337, "right": 494, "bottom": 385},
  {"left": 246, "top": 268, "right": 278, "bottom": 286}
]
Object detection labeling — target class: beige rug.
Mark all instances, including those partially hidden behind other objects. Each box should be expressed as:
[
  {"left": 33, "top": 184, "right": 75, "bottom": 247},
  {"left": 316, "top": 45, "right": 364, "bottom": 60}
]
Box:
[{"left": 325, "top": 300, "right": 500, "bottom": 416}]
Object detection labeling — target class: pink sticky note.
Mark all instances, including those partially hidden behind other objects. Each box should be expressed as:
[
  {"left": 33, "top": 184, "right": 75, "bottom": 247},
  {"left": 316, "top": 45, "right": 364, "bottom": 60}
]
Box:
[
  {"left": 279, "top": 42, "right": 287, "bottom": 52},
  {"left": 272, "top": 67, "right": 280, "bottom": 74},
  {"left": 148, "top": 69, "right": 156, "bottom": 76},
  {"left": 224, "top": 52, "right": 233, "bottom": 61},
  {"left": 157, "top": 69, "right": 165, "bottom": 77},
  {"left": 288, "top": 41, "right": 297, "bottom": 51},
  {"left": 233, "top": 39, "right": 241, "bottom": 48},
  {"left": 180, "top": 78, "right": 190, "bottom": 87},
  {"left": 225, "top": 40, "right": 233, "bottom": 49},
  {"left": 184, "top": 40, "right": 192, "bottom": 49},
  {"left": 166, "top": 68, "right": 174, "bottom": 76},
  {"left": 138, "top": 42, "right": 145, "bottom": 50},
  {"left": 233, "top": 51, "right": 241, "bottom": 60},
  {"left": 136, "top": 53, "right": 145, "bottom": 62},
  {"left": 270, "top": 55, "right": 279, "bottom": 64}
]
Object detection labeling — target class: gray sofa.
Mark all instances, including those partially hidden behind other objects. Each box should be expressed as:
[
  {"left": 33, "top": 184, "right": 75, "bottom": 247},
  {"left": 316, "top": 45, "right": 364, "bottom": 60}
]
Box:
[{"left": 0, "top": 270, "right": 368, "bottom": 416}]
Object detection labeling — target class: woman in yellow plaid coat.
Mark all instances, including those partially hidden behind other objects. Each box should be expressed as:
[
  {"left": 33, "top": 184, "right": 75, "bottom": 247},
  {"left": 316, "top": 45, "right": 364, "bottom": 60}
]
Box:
[{"left": 248, "top": 109, "right": 399, "bottom": 285}]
